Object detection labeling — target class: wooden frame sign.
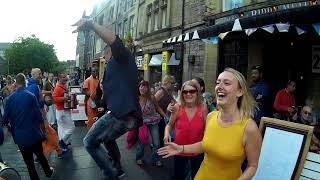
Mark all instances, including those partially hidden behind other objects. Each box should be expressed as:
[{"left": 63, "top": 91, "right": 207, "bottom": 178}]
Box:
[{"left": 253, "top": 117, "right": 314, "bottom": 180}]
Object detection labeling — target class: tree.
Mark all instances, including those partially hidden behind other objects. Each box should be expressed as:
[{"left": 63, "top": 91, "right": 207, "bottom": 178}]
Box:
[{"left": 4, "top": 35, "right": 66, "bottom": 75}]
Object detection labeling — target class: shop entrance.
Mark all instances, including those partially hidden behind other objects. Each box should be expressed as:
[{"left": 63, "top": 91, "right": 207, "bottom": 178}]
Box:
[{"left": 257, "top": 29, "right": 316, "bottom": 106}]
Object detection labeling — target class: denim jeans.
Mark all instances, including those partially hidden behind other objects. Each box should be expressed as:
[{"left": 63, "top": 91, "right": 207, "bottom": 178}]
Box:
[
  {"left": 83, "top": 112, "right": 137, "bottom": 180},
  {"left": 136, "top": 124, "right": 160, "bottom": 163}
]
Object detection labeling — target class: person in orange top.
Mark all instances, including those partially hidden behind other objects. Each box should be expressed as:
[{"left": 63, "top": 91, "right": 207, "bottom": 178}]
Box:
[
  {"left": 52, "top": 72, "right": 75, "bottom": 157},
  {"left": 83, "top": 66, "right": 100, "bottom": 128},
  {"left": 159, "top": 68, "right": 262, "bottom": 180}
]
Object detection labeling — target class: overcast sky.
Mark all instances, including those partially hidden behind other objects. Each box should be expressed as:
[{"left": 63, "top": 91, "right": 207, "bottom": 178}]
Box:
[{"left": 0, "top": 0, "right": 101, "bottom": 61}]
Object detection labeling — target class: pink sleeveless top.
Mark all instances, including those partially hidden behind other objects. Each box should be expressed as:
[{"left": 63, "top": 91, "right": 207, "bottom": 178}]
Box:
[{"left": 174, "top": 104, "right": 205, "bottom": 156}]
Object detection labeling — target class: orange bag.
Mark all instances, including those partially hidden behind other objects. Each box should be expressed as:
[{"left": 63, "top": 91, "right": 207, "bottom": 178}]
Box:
[{"left": 42, "top": 125, "right": 61, "bottom": 156}]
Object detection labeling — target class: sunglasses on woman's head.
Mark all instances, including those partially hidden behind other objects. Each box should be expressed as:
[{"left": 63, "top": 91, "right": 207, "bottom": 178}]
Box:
[{"left": 182, "top": 89, "right": 197, "bottom": 95}]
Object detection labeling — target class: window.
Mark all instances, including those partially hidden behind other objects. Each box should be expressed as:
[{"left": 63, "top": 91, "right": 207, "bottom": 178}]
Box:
[
  {"left": 110, "top": 7, "right": 114, "bottom": 21},
  {"left": 223, "top": 0, "right": 244, "bottom": 11},
  {"left": 154, "top": 1, "right": 159, "bottom": 31},
  {"left": 161, "top": 0, "right": 167, "bottom": 7},
  {"left": 118, "top": 23, "right": 122, "bottom": 38},
  {"left": 129, "top": 15, "right": 134, "bottom": 34},
  {"left": 161, "top": 6, "right": 167, "bottom": 28},
  {"left": 147, "top": 4, "right": 152, "bottom": 33},
  {"left": 128, "top": 0, "right": 133, "bottom": 7},
  {"left": 123, "top": 19, "right": 128, "bottom": 38},
  {"left": 98, "top": 15, "right": 104, "bottom": 25}
]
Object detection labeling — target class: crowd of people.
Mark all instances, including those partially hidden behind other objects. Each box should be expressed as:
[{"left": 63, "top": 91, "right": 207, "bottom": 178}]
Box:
[{"left": 0, "top": 17, "right": 319, "bottom": 180}]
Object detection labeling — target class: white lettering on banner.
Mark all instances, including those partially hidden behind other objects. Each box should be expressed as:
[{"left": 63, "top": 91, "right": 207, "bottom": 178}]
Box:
[
  {"left": 247, "top": 7, "right": 273, "bottom": 16},
  {"left": 312, "top": 46, "right": 320, "bottom": 73}
]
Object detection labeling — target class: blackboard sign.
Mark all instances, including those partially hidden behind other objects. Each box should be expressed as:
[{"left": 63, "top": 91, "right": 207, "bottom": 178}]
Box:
[{"left": 253, "top": 118, "right": 314, "bottom": 180}]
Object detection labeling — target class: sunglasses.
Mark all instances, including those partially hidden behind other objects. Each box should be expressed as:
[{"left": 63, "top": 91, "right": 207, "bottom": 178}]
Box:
[
  {"left": 182, "top": 89, "right": 197, "bottom": 95},
  {"left": 303, "top": 111, "right": 312, "bottom": 116}
]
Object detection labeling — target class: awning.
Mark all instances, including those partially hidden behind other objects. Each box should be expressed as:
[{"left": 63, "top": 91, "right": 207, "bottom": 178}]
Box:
[
  {"left": 162, "top": 3, "right": 320, "bottom": 43},
  {"left": 149, "top": 54, "right": 162, "bottom": 66},
  {"left": 168, "top": 53, "right": 180, "bottom": 66}
]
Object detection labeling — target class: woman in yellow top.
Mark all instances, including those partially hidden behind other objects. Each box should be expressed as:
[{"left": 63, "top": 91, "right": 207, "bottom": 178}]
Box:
[{"left": 158, "top": 68, "right": 262, "bottom": 180}]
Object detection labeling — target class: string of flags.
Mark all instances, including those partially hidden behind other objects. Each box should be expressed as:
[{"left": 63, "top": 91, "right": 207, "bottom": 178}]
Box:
[{"left": 162, "top": 18, "right": 320, "bottom": 45}]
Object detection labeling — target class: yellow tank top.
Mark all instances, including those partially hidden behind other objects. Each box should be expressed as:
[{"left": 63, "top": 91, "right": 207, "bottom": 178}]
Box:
[{"left": 195, "top": 111, "right": 249, "bottom": 180}]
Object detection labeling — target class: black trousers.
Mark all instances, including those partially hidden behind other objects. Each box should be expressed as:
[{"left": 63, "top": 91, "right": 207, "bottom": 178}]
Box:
[
  {"left": 18, "top": 141, "right": 51, "bottom": 180},
  {"left": 158, "top": 118, "right": 165, "bottom": 147}
]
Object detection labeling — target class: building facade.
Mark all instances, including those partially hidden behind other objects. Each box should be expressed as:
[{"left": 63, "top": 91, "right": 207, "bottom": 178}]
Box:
[{"left": 76, "top": 0, "right": 320, "bottom": 113}]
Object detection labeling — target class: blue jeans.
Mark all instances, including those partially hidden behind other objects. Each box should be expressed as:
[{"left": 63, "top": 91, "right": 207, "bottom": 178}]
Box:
[
  {"left": 83, "top": 112, "right": 137, "bottom": 180},
  {"left": 136, "top": 124, "right": 160, "bottom": 163}
]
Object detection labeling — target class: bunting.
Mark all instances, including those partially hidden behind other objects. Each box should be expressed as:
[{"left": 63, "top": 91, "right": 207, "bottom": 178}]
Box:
[
  {"left": 275, "top": 23, "right": 290, "bottom": 32},
  {"left": 232, "top": 19, "right": 242, "bottom": 31}
]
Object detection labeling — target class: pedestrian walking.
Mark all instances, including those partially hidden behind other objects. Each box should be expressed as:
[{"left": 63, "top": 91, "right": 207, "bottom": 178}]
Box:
[
  {"left": 2, "top": 73, "right": 54, "bottom": 180},
  {"left": 73, "top": 18, "right": 142, "bottom": 180}
]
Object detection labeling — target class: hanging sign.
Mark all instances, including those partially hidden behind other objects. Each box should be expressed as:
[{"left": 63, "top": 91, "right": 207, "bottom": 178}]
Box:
[
  {"left": 162, "top": 51, "right": 168, "bottom": 73},
  {"left": 143, "top": 54, "right": 150, "bottom": 71},
  {"left": 312, "top": 46, "right": 320, "bottom": 73}
]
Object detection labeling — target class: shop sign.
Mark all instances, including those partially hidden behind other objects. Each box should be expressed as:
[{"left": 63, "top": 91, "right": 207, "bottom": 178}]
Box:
[
  {"left": 215, "top": 0, "right": 317, "bottom": 25},
  {"left": 312, "top": 46, "right": 320, "bottom": 73},
  {"left": 143, "top": 54, "right": 149, "bottom": 71},
  {"left": 162, "top": 51, "right": 168, "bottom": 73}
]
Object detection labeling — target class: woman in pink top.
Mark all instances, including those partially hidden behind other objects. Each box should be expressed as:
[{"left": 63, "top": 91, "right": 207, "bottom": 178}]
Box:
[{"left": 164, "top": 80, "right": 207, "bottom": 180}]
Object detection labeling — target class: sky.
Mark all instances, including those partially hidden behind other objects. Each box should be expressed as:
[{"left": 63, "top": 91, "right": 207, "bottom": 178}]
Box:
[{"left": 0, "top": 0, "right": 101, "bottom": 61}]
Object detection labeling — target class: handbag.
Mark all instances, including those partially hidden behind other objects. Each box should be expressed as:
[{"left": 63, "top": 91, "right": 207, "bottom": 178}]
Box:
[{"left": 138, "top": 124, "right": 149, "bottom": 145}]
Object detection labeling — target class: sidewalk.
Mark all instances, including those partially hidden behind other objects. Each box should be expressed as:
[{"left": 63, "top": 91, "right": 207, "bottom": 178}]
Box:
[{"left": 1, "top": 123, "right": 173, "bottom": 180}]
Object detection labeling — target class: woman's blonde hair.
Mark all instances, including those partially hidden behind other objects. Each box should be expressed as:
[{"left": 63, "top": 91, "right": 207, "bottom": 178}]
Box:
[
  {"left": 224, "top": 68, "right": 256, "bottom": 120},
  {"left": 179, "top": 80, "right": 203, "bottom": 107},
  {"left": 162, "top": 75, "right": 175, "bottom": 86}
]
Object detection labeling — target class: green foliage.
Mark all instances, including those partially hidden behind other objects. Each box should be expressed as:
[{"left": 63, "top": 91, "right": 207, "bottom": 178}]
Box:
[{"left": 4, "top": 35, "right": 66, "bottom": 75}]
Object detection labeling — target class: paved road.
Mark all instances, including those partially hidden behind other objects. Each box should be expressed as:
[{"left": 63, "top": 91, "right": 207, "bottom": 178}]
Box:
[{"left": 1, "top": 123, "right": 173, "bottom": 180}]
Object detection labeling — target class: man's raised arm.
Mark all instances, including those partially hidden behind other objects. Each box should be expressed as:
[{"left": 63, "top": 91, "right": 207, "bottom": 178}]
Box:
[{"left": 72, "top": 18, "right": 116, "bottom": 46}]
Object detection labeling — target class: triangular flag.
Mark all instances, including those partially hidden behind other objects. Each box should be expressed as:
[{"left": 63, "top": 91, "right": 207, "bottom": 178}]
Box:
[
  {"left": 192, "top": 30, "right": 200, "bottom": 40},
  {"left": 177, "top": 35, "right": 183, "bottom": 42},
  {"left": 171, "top": 37, "right": 176, "bottom": 43},
  {"left": 167, "top": 38, "right": 171, "bottom": 43},
  {"left": 295, "top": 26, "right": 306, "bottom": 35},
  {"left": 275, "top": 23, "right": 290, "bottom": 32},
  {"left": 210, "top": 37, "right": 219, "bottom": 44},
  {"left": 262, "top": 25, "right": 275, "bottom": 33},
  {"left": 184, "top": 33, "right": 190, "bottom": 41},
  {"left": 162, "top": 40, "right": 167, "bottom": 44},
  {"left": 232, "top": 19, "right": 242, "bottom": 31},
  {"left": 245, "top": 28, "right": 257, "bottom": 36},
  {"left": 218, "top": 32, "right": 229, "bottom": 40},
  {"left": 313, "top": 23, "right": 320, "bottom": 36}
]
